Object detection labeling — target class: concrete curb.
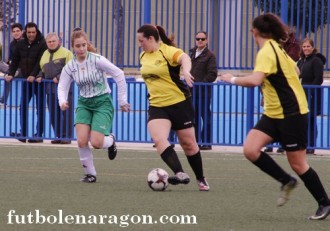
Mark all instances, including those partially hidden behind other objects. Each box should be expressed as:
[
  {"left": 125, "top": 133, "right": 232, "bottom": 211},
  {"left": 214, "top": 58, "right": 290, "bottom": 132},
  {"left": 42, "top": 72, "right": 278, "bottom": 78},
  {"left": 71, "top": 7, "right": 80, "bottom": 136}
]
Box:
[{"left": 1, "top": 138, "right": 329, "bottom": 156}]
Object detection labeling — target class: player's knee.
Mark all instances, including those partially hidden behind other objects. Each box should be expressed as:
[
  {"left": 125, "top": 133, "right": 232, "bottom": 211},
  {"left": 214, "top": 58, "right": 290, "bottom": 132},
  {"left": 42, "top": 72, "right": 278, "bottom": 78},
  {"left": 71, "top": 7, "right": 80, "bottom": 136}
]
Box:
[
  {"left": 180, "top": 139, "right": 198, "bottom": 153},
  {"left": 77, "top": 139, "right": 89, "bottom": 148},
  {"left": 243, "top": 146, "right": 260, "bottom": 161},
  {"left": 290, "top": 162, "right": 309, "bottom": 175},
  {"left": 90, "top": 140, "right": 103, "bottom": 149}
]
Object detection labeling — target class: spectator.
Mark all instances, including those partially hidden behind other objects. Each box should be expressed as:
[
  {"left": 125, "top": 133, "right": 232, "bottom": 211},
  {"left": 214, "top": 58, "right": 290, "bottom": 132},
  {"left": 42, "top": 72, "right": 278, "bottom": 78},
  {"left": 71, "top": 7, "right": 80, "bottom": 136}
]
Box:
[
  {"left": 220, "top": 13, "right": 330, "bottom": 220},
  {"left": 58, "top": 29, "right": 130, "bottom": 183},
  {"left": 39, "top": 33, "right": 74, "bottom": 144},
  {"left": 137, "top": 24, "right": 210, "bottom": 191},
  {"left": 297, "top": 38, "right": 325, "bottom": 155},
  {"left": 189, "top": 31, "right": 217, "bottom": 150},
  {"left": 6, "top": 22, "right": 47, "bottom": 143},
  {"left": 0, "top": 23, "right": 23, "bottom": 105}
]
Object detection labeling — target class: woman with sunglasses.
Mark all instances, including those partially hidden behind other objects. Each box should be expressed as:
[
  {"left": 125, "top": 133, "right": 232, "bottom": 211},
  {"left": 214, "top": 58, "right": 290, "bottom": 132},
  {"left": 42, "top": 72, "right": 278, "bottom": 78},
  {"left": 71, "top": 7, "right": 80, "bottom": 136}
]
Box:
[
  {"left": 220, "top": 13, "right": 330, "bottom": 220},
  {"left": 137, "top": 24, "right": 209, "bottom": 191}
]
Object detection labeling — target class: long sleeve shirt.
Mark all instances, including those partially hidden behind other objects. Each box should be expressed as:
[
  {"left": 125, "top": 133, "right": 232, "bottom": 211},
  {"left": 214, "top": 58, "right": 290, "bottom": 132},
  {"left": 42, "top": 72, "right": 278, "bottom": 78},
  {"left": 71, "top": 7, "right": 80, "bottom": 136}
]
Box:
[{"left": 58, "top": 52, "right": 127, "bottom": 106}]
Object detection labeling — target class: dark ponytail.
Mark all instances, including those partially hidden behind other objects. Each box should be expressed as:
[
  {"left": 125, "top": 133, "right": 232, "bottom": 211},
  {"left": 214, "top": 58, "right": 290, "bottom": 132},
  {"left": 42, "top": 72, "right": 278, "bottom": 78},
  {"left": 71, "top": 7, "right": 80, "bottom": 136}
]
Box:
[
  {"left": 252, "top": 13, "right": 289, "bottom": 43},
  {"left": 156, "top": 25, "right": 176, "bottom": 47},
  {"left": 137, "top": 24, "right": 176, "bottom": 47}
]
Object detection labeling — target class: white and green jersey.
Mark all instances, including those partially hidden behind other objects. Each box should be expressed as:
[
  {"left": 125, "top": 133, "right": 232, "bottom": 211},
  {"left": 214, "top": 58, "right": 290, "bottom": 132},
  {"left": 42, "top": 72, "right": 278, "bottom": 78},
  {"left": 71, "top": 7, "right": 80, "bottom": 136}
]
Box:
[{"left": 58, "top": 52, "right": 127, "bottom": 106}]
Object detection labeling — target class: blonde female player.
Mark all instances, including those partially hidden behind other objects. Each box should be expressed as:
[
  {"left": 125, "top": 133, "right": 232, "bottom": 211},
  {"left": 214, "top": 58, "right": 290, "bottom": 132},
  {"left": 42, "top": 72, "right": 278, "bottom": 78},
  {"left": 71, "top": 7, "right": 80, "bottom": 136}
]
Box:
[{"left": 58, "top": 30, "right": 130, "bottom": 183}]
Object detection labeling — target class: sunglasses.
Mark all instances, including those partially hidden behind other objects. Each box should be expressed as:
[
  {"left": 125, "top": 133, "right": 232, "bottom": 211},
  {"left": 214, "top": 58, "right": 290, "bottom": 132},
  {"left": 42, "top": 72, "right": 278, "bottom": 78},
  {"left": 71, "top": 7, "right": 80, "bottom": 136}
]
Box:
[{"left": 196, "top": 38, "right": 206, "bottom": 41}]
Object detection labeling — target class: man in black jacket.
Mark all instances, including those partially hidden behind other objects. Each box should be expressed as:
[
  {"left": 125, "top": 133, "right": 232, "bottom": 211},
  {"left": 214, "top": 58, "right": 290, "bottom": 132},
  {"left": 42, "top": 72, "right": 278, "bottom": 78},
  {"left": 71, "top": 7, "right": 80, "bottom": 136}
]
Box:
[
  {"left": 189, "top": 31, "right": 218, "bottom": 150},
  {"left": 0, "top": 23, "right": 23, "bottom": 105},
  {"left": 6, "top": 22, "right": 47, "bottom": 143}
]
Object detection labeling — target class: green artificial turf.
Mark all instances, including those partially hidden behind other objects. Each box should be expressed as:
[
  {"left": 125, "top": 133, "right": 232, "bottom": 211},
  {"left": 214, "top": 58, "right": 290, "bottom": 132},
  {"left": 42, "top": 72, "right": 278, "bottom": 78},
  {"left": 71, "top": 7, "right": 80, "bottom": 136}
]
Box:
[{"left": 0, "top": 145, "right": 329, "bottom": 231}]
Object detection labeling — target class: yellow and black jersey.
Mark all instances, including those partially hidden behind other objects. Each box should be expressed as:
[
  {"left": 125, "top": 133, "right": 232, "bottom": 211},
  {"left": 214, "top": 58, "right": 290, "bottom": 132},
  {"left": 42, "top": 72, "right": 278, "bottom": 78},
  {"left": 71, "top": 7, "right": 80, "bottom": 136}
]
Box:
[
  {"left": 139, "top": 42, "right": 191, "bottom": 107},
  {"left": 254, "top": 39, "right": 309, "bottom": 119}
]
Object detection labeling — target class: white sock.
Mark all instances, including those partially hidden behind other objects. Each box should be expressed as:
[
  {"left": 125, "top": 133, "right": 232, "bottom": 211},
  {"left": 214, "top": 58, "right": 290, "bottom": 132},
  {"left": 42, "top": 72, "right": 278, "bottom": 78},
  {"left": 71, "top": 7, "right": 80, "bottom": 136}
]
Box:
[
  {"left": 102, "top": 135, "right": 114, "bottom": 149},
  {"left": 78, "top": 146, "right": 96, "bottom": 176}
]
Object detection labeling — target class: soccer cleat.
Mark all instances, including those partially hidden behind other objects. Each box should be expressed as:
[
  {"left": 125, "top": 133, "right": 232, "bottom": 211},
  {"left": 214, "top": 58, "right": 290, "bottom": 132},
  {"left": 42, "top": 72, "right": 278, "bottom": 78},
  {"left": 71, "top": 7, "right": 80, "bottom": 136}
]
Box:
[
  {"left": 276, "top": 148, "right": 285, "bottom": 153},
  {"left": 108, "top": 134, "right": 117, "bottom": 160},
  {"left": 80, "top": 174, "right": 97, "bottom": 183},
  {"left": 168, "top": 172, "right": 190, "bottom": 185},
  {"left": 308, "top": 204, "right": 330, "bottom": 220},
  {"left": 277, "top": 176, "right": 298, "bottom": 206},
  {"left": 197, "top": 178, "right": 210, "bottom": 191}
]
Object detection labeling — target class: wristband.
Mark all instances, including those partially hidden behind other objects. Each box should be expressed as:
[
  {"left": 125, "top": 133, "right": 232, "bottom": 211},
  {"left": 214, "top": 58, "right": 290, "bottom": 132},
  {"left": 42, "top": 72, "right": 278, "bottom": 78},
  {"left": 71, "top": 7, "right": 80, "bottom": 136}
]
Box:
[{"left": 230, "top": 77, "right": 237, "bottom": 84}]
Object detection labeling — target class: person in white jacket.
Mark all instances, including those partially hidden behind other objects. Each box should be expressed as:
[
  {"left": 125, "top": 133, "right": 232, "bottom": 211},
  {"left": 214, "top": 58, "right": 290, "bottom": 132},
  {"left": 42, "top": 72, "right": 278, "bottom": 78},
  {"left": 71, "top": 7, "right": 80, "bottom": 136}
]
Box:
[{"left": 58, "top": 29, "right": 130, "bottom": 183}]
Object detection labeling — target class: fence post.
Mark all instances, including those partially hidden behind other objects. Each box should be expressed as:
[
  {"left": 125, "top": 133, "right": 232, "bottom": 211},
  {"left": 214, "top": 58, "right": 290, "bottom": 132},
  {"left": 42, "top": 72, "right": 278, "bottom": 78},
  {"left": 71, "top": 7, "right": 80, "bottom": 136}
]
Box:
[
  {"left": 246, "top": 88, "right": 255, "bottom": 134},
  {"left": 280, "top": 0, "right": 288, "bottom": 24},
  {"left": 144, "top": 0, "right": 151, "bottom": 24},
  {"left": 19, "top": 0, "right": 25, "bottom": 25}
]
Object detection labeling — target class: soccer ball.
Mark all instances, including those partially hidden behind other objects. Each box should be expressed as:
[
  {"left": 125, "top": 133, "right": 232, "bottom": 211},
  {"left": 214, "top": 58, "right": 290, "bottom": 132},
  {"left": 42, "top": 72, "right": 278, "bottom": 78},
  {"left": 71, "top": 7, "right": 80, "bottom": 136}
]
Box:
[{"left": 147, "top": 168, "right": 169, "bottom": 191}]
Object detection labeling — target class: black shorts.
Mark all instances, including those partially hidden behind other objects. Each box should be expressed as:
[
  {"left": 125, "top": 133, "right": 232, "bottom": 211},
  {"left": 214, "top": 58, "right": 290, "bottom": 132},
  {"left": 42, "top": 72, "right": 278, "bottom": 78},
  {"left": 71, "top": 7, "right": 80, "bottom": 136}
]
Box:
[
  {"left": 254, "top": 114, "right": 308, "bottom": 151},
  {"left": 148, "top": 98, "right": 194, "bottom": 130}
]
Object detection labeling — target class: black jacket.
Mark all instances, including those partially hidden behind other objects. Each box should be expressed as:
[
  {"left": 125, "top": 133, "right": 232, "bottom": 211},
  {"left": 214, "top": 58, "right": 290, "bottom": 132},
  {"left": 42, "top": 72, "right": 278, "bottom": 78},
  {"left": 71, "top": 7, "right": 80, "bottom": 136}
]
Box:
[
  {"left": 189, "top": 46, "right": 217, "bottom": 83},
  {"left": 8, "top": 29, "right": 47, "bottom": 78},
  {"left": 297, "top": 52, "right": 326, "bottom": 116},
  {"left": 8, "top": 38, "right": 22, "bottom": 63},
  {"left": 297, "top": 52, "right": 326, "bottom": 85}
]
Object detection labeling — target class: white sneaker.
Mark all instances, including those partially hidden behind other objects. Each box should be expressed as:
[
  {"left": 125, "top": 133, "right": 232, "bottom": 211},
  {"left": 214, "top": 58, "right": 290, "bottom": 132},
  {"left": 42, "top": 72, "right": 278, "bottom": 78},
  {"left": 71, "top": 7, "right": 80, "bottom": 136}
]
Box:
[{"left": 197, "top": 178, "right": 210, "bottom": 191}]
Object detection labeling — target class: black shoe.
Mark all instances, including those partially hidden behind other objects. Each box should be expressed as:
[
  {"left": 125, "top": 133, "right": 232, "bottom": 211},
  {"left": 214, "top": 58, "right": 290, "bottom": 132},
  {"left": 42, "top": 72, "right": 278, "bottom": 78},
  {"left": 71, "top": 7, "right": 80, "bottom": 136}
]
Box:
[
  {"left": 60, "top": 140, "right": 71, "bottom": 144},
  {"left": 200, "top": 145, "right": 212, "bottom": 150},
  {"left": 51, "top": 140, "right": 62, "bottom": 144},
  {"left": 80, "top": 174, "right": 97, "bottom": 183},
  {"left": 28, "top": 139, "right": 43, "bottom": 143},
  {"left": 276, "top": 148, "right": 285, "bottom": 153},
  {"left": 10, "top": 132, "right": 26, "bottom": 143},
  {"left": 306, "top": 149, "right": 315, "bottom": 155},
  {"left": 264, "top": 147, "right": 273, "bottom": 153},
  {"left": 308, "top": 204, "right": 330, "bottom": 220},
  {"left": 168, "top": 172, "right": 190, "bottom": 185},
  {"left": 108, "top": 134, "right": 117, "bottom": 160}
]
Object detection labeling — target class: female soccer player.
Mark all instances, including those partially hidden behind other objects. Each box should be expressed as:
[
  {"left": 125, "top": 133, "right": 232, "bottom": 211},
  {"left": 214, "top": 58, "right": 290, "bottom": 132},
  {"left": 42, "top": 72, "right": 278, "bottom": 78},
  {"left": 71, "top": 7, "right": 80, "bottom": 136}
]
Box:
[
  {"left": 58, "top": 30, "right": 130, "bottom": 183},
  {"left": 137, "top": 24, "right": 209, "bottom": 191},
  {"left": 220, "top": 13, "right": 330, "bottom": 220}
]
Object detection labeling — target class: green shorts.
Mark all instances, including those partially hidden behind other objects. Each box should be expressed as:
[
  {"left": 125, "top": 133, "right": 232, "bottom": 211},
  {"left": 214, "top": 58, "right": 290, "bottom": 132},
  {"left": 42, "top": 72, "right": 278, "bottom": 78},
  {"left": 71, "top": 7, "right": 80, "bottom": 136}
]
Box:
[{"left": 75, "top": 93, "right": 114, "bottom": 135}]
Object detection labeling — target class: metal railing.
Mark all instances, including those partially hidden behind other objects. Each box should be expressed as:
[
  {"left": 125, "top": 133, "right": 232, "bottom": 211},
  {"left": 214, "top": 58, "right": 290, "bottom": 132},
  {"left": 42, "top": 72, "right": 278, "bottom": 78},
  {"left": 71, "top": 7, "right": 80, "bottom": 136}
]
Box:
[{"left": 1, "top": 78, "right": 329, "bottom": 150}]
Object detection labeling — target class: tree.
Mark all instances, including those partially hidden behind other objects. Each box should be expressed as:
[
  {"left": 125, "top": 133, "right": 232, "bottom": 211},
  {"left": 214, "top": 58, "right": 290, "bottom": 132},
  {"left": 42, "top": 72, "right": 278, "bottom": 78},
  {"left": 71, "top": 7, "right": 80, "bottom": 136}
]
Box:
[
  {"left": 114, "top": 0, "right": 124, "bottom": 68},
  {"left": 254, "top": 0, "right": 328, "bottom": 35},
  {"left": 0, "top": 0, "right": 19, "bottom": 31}
]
